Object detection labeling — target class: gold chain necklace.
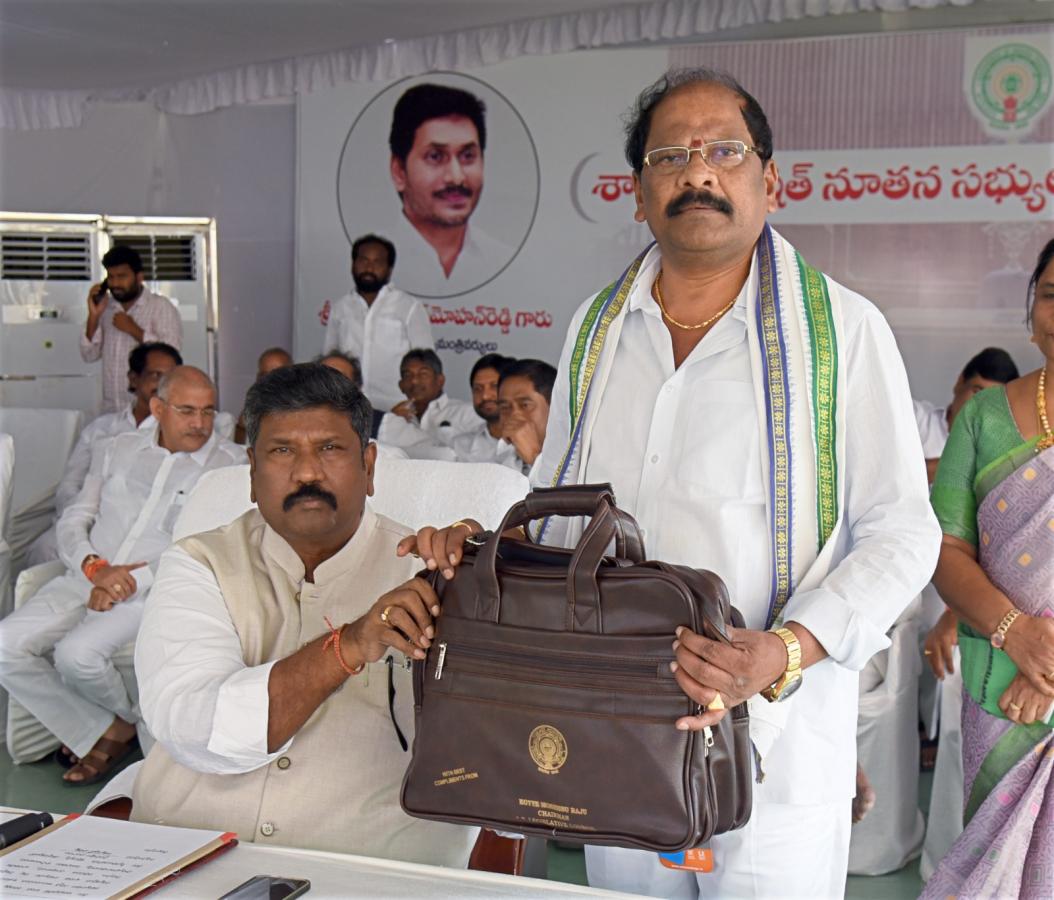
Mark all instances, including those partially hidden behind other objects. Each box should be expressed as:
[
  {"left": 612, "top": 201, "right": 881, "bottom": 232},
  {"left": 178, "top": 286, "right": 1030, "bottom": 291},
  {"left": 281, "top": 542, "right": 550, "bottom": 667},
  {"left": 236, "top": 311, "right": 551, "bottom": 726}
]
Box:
[
  {"left": 1038, "top": 366, "right": 1054, "bottom": 450},
  {"left": 654, "top": 271, "right": 737, "bottom": 332}
]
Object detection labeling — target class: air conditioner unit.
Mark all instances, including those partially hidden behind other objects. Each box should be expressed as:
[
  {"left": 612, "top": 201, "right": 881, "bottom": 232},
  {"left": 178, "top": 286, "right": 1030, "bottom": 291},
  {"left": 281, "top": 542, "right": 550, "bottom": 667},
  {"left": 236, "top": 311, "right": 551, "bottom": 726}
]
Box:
[{"left": 0, "top": 213, "right": 219, "bottom": 416}]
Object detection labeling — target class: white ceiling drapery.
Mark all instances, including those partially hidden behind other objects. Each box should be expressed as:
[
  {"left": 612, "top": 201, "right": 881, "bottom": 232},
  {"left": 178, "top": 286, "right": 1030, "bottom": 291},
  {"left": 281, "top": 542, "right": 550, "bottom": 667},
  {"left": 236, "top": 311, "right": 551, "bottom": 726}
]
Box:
[{"left": 0, "top": 0, "right": 988, "bottom": 130}]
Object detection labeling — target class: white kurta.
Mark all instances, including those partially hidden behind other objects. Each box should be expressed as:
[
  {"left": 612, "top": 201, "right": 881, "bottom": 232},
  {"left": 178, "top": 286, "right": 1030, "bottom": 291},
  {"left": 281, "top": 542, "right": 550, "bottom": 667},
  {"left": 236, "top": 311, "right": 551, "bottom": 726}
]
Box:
[
  {"left": 0, "top": 424, "right": 242, "bottom": 758},
  {"left": 30, "top": 411, "right": 236, "bottom": 567},
  {"left": 321, "top": 284, "right": 434, "bottom": 411},
  {"left": 533, "top": 245, "right": 939, "bottom": 898},
  {"left": 451, "top": 421, "right": 525, "bottom": 472},
  {"left": 377, "top": 393, "right": 479, "bottom": 459},
  {"left": 913, "top": 399, "right": 950, "bottom": 459},
  {"left": 79, "top": 290, "right": 183, "bottom": 413},
  {"left": 56, "top": 405, "right": 139, "bottom": 512}
]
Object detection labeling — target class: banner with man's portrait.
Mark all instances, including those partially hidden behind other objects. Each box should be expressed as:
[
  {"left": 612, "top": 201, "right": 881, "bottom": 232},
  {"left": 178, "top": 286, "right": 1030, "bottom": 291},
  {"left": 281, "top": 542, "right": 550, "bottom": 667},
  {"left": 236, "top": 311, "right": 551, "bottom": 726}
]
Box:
[
  {"left": 336, "top": 74, "right": 540, "bottom": 300},
  {"left": 296, "top": 24, "right": 1053, "bottom": 407}
]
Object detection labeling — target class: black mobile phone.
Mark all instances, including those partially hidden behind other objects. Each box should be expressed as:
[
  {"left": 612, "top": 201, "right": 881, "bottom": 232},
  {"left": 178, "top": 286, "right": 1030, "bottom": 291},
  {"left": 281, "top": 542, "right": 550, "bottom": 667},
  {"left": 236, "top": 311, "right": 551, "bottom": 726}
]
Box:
[
  {"left": 218, "top": 875, "right": 310, "bottom": 900},
  {"left": 94, "top": 279, "right": 109, "bottom": 305}
]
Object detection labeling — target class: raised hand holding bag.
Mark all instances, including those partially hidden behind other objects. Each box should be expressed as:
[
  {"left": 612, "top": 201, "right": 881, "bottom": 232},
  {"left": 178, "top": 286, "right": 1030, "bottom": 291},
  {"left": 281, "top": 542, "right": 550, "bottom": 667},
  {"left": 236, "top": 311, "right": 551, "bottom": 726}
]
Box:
[{"left": 400, "top": 485, "right": 752, "bottom": 852}]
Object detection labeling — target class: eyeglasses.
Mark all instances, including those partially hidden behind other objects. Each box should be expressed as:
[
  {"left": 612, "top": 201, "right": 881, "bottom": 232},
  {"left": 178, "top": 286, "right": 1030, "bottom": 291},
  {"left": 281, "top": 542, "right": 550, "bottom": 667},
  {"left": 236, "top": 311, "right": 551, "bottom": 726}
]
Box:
[
  {"left": 643, "top": 140, "right": 757, "bottom": 172},
  {"left": 161, "top": 400, "right": 216, "bottom": 418}
]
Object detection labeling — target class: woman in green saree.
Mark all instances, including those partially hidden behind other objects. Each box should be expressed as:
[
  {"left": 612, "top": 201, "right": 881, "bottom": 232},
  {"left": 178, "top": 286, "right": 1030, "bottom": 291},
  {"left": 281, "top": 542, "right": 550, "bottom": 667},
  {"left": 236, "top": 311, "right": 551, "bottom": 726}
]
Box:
[{"left": 922, "top": 239, "right": 1054, "bottom": 899}]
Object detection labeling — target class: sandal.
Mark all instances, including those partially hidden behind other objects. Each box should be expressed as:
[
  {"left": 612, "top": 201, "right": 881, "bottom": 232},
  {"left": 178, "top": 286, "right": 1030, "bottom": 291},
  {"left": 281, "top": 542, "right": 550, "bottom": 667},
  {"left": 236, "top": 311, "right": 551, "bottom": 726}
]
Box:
[
  {"left": 54, "top": 745, "right": 79, "bottom": 770},
  {"left": 62, "top": 735, "right": 138, "bottom": 787}
]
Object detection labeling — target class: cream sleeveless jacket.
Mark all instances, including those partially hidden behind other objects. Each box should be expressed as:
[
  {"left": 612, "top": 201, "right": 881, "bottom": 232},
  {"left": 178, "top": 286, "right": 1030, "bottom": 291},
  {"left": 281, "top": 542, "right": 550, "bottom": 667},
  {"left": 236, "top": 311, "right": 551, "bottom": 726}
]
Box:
[{"left": 132, "top": 506, "right": 477, "bottom": 867}]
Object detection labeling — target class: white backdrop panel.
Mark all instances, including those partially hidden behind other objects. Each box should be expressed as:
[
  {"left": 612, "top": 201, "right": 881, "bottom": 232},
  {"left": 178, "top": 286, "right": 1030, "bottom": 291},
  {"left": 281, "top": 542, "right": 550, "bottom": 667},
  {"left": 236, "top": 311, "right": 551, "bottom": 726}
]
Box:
[{"left": 296, "top": 31, "right": 1054, "bottom": 410}]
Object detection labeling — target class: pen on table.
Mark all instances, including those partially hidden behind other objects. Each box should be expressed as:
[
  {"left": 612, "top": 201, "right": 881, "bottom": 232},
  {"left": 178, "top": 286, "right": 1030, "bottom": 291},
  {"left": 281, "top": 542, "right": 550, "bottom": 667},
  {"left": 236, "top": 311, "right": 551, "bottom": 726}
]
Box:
[{"left": 0, "top": 812, "right": 54, "bottom": 849}]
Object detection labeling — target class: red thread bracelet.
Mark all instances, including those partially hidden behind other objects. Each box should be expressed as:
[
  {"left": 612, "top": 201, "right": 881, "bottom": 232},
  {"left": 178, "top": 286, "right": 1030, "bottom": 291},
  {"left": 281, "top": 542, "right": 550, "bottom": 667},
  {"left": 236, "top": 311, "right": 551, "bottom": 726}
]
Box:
[
  {"left": 83, "top": 557, "right": 109, "bottom": 581},
  {"left": 323, "top": 616, "right": 363, "bottom": 677}
]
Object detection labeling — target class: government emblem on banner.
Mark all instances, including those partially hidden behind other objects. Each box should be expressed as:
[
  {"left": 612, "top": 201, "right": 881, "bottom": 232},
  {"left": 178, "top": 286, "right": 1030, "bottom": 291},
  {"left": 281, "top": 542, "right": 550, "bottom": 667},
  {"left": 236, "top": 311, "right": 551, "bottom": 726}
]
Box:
[{"left": 965, "top": 35, "right": 1053, "bottom": 139}]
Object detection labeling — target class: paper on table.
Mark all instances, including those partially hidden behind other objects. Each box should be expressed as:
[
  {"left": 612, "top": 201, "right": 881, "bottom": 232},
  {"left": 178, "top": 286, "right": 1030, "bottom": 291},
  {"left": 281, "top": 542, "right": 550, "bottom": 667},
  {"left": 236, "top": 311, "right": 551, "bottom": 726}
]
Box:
[{"left": 0, "top": 814, "right": 234, "bottom": 900}]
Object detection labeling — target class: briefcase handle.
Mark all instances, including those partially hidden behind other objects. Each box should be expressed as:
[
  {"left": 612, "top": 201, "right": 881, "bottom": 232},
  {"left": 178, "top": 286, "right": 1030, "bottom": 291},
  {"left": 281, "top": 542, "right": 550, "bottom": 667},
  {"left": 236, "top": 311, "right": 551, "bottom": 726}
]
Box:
[
  {"left": 474, "top": 485, "right": 645, "bottom": 631},
  {"left": 501, "top": 484, "right": 643, "bottom": 559}
]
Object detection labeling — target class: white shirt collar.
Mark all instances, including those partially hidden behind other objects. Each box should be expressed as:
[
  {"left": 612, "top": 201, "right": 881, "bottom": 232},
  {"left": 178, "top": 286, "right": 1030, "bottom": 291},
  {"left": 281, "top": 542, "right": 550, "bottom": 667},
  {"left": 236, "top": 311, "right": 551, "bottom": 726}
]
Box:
[
  {"left": 260, "top": 503, "right": 377, "bottom": 585},
  {"left": 626, "top": 243, "right": 752, "bottom": 326}
]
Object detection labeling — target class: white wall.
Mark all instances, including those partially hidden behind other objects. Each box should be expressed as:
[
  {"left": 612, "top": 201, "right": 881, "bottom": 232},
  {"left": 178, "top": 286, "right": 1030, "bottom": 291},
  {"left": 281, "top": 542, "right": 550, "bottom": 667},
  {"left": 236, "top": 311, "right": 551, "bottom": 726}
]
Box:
[{"left": 0, "top": 100, "right": 296, "bottom": 414}]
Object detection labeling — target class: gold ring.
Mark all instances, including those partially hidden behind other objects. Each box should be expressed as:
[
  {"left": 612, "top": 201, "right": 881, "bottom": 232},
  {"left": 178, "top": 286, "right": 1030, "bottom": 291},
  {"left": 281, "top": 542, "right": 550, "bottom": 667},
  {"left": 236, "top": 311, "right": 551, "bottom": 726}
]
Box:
[
  {"left": 114, "top": 584, "right": 123, "bottom": 594},
  {"left": 708, "top": 692, "right": 725, "bottom": 711},
  {"left": 1008, "top": 702, "right": 1023, "bottom": 711},
  {"left": 380, "top": 605, "right": 394, "bottom": 625},
  {"left": 451, "top": 520, "right": 474, "bottom": 533},
  {"left": 923, "top": 650, "right": 932, "bottom": 655}
]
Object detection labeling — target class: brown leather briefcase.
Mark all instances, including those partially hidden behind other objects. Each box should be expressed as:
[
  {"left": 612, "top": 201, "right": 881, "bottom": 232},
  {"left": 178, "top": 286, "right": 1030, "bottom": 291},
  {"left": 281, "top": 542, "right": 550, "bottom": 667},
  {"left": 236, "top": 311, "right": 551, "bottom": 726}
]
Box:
[{"left": 400, "top": 485, "right": 752, "bottom": 852}]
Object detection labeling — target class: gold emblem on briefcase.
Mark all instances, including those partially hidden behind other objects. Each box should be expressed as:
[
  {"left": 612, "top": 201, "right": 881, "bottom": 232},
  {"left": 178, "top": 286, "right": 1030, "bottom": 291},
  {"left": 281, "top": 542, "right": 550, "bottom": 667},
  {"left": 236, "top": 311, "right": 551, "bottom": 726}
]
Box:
[{"left": 529, "top": 725, "right": 567, "bottom": 775}]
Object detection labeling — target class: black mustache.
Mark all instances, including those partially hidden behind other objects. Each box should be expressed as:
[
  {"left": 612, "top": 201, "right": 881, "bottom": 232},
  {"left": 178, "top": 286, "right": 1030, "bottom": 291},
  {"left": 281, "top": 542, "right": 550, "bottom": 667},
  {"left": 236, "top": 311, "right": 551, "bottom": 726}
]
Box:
[
  {"left": 434, "top": 185, "right": 473, "bottom": 199},
  {"left": 666, "top": 190, "right": 733, "bottom": 217},
  {"left": 283, "top": 483, "right": 338, "bottom": 512}
]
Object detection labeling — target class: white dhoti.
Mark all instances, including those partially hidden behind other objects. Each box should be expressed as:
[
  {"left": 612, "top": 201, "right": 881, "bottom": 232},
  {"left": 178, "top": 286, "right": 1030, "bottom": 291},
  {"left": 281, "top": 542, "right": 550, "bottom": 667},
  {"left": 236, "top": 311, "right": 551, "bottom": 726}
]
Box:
[
  {"left": 920, "top": 656, "right": 964, "bottom": 881},
  {"left": 585, "top": 780, "right": 851, "bottom": 900},
  {"left": 0, "top": 572, "right": 142, "bottom": 757}
]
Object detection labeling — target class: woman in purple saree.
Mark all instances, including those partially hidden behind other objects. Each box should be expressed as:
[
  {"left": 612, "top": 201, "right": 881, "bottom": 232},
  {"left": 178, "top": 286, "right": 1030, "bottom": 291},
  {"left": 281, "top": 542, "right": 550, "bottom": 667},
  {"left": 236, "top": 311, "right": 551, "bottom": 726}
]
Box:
[{"left": 923, "top": 240, "right": 1054, "bottom": 899}]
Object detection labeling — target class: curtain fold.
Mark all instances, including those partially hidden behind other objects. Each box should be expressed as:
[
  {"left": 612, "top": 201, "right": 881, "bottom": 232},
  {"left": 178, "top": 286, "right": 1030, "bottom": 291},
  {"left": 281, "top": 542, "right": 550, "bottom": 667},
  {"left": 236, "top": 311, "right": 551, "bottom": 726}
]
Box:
[{"left": 0, "top": 0, "right": 978, "bottom": 130}]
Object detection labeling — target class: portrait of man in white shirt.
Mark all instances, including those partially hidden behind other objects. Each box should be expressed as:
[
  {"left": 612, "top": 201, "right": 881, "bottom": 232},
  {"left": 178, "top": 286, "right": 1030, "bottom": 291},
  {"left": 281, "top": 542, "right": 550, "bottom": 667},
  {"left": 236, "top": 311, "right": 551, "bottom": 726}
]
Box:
[{"left": 387, "top": 83, "right": 509, "bottom": 294}]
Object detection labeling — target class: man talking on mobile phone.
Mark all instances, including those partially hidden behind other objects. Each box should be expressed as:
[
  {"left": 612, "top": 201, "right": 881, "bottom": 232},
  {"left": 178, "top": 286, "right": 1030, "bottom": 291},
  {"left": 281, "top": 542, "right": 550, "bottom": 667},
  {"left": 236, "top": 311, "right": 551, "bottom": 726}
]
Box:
[{"left": 82, "top": 245, "right": 183, "bottom": 413}]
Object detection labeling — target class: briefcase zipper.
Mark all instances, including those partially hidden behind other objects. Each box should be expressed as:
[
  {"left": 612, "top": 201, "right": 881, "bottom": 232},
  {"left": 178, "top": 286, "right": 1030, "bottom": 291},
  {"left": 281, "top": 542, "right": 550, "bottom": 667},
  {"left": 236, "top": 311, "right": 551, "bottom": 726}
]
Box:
[
  {"left": 434, "top": 642, "right": 448, "bottom": 680},
  {"left": 703, "top": 725, "right": 714, "bottom": 756},
  {"left": 433, "top": 641, "right": 669, "bottom": 682}
]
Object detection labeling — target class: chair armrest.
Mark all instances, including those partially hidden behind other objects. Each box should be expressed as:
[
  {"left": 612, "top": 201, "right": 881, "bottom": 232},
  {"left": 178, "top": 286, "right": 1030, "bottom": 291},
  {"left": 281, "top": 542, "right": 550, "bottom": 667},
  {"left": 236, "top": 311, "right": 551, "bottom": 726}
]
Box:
[{"left": 15, "top": 560, "right": 66, "bottom": 609}]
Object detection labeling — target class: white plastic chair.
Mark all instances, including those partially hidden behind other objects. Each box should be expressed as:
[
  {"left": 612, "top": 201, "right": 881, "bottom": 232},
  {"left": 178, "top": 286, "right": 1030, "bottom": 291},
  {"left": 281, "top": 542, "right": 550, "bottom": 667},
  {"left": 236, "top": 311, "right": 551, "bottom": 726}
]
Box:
[
  {"left": 849, "top": 604, "right": 926, "bottom": 875},
  {"left": 170, "top": 458, "right": 530, "bottom": 542},
  {"left": 0, "top": 409, "right": 83, "bottom": 575},
  {"left": 370, "top": 458, "right": 529, "bottom": 531},
  {"left": 87, "top": 458, "right": 529, "bottom": 813}
]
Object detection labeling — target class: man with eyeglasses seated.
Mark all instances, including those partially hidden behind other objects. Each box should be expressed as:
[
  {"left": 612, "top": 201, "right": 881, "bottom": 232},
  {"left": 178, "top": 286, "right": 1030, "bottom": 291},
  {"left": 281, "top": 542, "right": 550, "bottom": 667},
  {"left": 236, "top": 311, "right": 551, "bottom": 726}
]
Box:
[
  {"left": 27, "top": 342, "right": 183, "bottom": 566},
  {"left": 0, "top": 367, "right": 242, "bottom": 786}
]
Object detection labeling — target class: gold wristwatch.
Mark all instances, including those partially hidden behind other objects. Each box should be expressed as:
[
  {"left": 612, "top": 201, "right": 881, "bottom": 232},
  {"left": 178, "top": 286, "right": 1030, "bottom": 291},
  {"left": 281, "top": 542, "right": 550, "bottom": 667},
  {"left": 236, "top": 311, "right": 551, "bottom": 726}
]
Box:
[{"left": 761, "top": 627, "right": 803, "bottom": 702}]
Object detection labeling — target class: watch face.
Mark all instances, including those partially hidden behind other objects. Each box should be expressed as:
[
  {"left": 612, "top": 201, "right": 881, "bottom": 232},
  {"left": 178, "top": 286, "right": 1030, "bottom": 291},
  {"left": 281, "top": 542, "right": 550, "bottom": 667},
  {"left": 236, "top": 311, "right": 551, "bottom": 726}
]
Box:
[
  {"left": 991, "top": 631, "right": 1006, "bottom": 649},
  {"left": 775, "top": 674, "right": 803, "bottom": 702}
]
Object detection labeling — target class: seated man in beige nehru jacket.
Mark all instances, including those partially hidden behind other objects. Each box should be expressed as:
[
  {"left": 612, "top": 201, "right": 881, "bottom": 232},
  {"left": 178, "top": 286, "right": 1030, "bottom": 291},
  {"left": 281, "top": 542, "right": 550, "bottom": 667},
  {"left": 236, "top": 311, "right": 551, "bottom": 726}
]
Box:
[{"left": 132, "top": 363, "right": 477, "bottom": 866}]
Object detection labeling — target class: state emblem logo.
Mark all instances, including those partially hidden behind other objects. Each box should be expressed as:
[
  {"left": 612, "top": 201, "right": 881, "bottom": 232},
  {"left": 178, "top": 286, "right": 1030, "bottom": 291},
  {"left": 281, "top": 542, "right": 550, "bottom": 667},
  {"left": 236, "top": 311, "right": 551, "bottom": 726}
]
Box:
[
  {"left": 968, "top": 41, "right": 1052, "bottom": 138},
  {"left": 528, "top": 724, "right": 568, "bottom": 775}
]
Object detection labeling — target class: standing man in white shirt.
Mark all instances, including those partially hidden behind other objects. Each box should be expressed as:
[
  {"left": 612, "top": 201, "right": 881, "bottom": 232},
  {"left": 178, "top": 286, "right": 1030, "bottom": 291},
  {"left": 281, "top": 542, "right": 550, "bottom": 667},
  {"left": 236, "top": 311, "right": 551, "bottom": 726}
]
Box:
[
  {"left": 81, "top": 245, "right": 183, "bottom": 413},
  {"left": 27, "top": 342, "right": 183, "bottom": 566},
  {"left": 322, "top": 234, "right": 433, "bottom": 412},
  {"left": 409, "top": 68, "right": 941, "bottom": 899},
  {"left": 377, "top": 348, "right": 478, "bottom": 457},
  {"left": 0, "top": 367, "right": 241, "bottom": 786}
]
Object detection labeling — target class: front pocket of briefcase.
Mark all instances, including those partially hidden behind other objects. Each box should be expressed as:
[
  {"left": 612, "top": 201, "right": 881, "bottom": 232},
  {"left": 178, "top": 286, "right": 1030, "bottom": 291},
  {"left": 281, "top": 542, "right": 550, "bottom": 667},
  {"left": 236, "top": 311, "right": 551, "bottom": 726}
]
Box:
[{"left": 401, "top": 625, "right": 707, "bottom": 852}]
